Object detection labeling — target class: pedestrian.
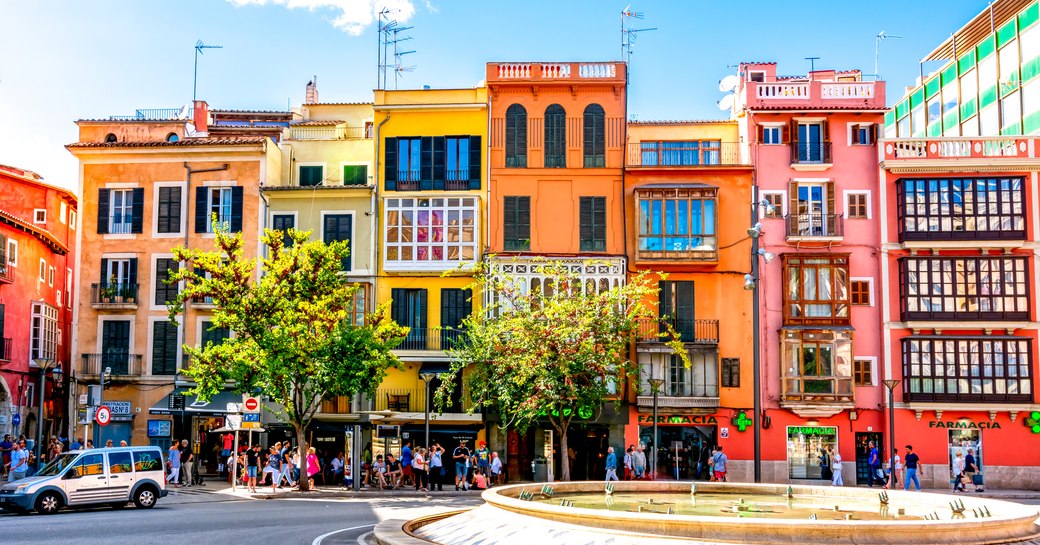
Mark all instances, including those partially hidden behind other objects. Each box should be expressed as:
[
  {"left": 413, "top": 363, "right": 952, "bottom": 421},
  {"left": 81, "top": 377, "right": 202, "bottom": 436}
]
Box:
[
  {"left": 831, "top": 448, "right": 843, "bottom": 486},
  {"left": 413, "top": 447, "right": 428, "bottom": 492},
  {"left": 623, "top": 445, "right": 633, "bottom": 480},
  {"left": 362, "top": 442, "right": 373, "bottom": 488},
  {"left": 604, "top": 446, "right": 619, "bottom": 482},
  {"left": 220, "top": 432, "right": 233, "bottom": 476},
  {"left": 70, "top": 436, "right": 83, "bottom": 451},
  {"left": 48, "top": 436, "right": 62, "bottom": 462},
  {"left": 329, "top": 452, "right": 345, "bottom": 485},
  {"left": 246, "top": 444, "right": 260, "bottom": 493},
  {"left": 711, "top": 446, "right": 728, "bottom": 482},
  {"left": 867, "top": 441, "right": 884, "bottom": 488},
  {"left": 105, "top": 439, "right": 114, "bottom": 448},
  {"left": 263, "top": 445, "right": 281, "bottom": 493},
  {"left": 952, "top": 450, "right": 967, "bottom": 492},
  {"left": 279, "top": 443, "right": 296, "bottom": 488},
  {"left": 697, "top": 444, "right": 711, "bottom": 480},
  {"left": 490, "top": 452, "right": 502, "bottom": 485},
  {"left": 1, "top": 434, "right": 12, "bottom": 476},
  {"left": 429, "top": 443, "right": 444, "bottom": 491},
  {"left": 475, "top": 441, "right": 491, "bottom": 478},
  {"left": 372, "top": 454, "right": 388, "bottom": 489},
  {"left": 85, "top": 439, "right": 94, "bottom": 449},
  {"left": 400, "top": 440, "right": 414, "bottom": 487},
  {"left": 818, "top": 447, "right": 831, "bottom": 482},
  {"left": 306, "top": 446, "right": 321, "bottom": 489},
  {"left": 964, "top": 448, "right": 981, "bottom": 492},
  {"left": 889, "top": 448, "right": 902, "bottom": 489},
  {"left": 453, "top": 439, "right": 471, "bottom": 491},
  {"left": 903, "top": 444, "right": 922, "bottom": 491},
  {"left": 180, "top": 439, "right": 194, "bottom": 487},
  {"left": 386, "top": 454, "right": 403, "bottom": 489},
  {"left": 167, "top": 442, "right": 181, "bottom": 486},
  {"left": 6, "top": 439, "right": 29, "bottom": 482},
  {"left": 632, "top": 444, "right": 647, "bottom": 480}
]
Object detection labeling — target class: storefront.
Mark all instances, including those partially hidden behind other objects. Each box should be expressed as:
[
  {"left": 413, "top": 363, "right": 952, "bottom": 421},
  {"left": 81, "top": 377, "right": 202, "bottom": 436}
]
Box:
[
  {"left": 635, "top": 413, "right": 719, "bottom": 480},
  {"left": 785, "top": 425, "right": 838, "bottom": 480},
  {"left": 149, "top": 388, "right": 245, "bottom": 474}
]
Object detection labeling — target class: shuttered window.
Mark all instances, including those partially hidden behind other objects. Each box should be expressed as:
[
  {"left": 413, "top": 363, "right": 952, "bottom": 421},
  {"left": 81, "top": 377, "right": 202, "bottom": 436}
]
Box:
[
  {"left": 505, "top": 104, "right": 527, "bottom": 168},
  {"left": 385, "top": 136, "right": 480, "bottom": 190},
  {"left": 658, "top": 280, "right": 696, "bottom": 340},
  {"left": 343, "top": 165, "right": 368, "bottom": 185},
  {"left": 151, "top": 321, "right": 179, "bottom": 376},
  {"left": 503, "top": 196, "right": 530, "bottom": 251},
  {"left": 195, "top": 186, "right": 243, "bottom": 233},
  {"left": 99, "top": 188, "right": 143, "bottom": 234},
  {"left": 583, "top": 104, "right": 605, "bottom": 167},
  {"left": 101, "top": 320, "right": 132, "bottom": 375},
  {"left": 440, "top": 288, "right": 472, "bottom": 349},
  {"left": 391, "top": 288, "right": 427, "bottom": 350},
  {"left": 272, "top": 214, "right": 295, "bottom": 247},
  {"left": 200, "top": 320, "right": 231, "bottom": 347},
  {"left": 721, "top": 358, "right": 740, "bottom": 388},
  {"left": 156, "top": 186, "right": 182, "bottom": 234},
  {"left": 154, "top": 258, "right": 180, "bottom": 306},
  {"left": 323, "top": 214, "right": 352, "bottom": 271},
  {"left": 299, "top": 166, "right": 323, "bottom": 187},
  {"left": 579, "top": 196, "right": 606, "bottom": 251},
  {"left": 544, "top": 104, "right": 566, "bottom": 168}
]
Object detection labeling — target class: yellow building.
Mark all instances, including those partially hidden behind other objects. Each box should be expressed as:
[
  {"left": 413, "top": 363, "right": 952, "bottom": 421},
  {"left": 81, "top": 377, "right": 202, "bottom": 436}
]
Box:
[{"left": 372, "top": 87, "right": 487, "bottom": 458}]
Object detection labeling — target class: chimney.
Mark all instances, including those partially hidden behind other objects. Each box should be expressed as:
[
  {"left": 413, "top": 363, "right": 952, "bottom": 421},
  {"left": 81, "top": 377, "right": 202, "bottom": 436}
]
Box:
[
  {"left": 192, "top": 100, "right": 209, "bottom": 133},
  {"left": 305, "top": 79, "right": 319, "bottom": 104}
]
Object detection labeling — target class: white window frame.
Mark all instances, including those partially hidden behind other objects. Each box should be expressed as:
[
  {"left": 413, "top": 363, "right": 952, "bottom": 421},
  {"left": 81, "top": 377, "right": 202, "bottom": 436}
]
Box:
[
  {"left": 108, "top": 188, "right": 135, "bottom": 235},
  {"left": 269, "top": 211, "right": 298, "bottom": 233},
  {"left": 297, "top": 162, "right": 327, "bottom": 187},
  {"left": 146, "top": 316, "right": 183, "bottom": 376},
  {"left": 59, "top": 202, "right": 67, "bottom": 224},
  {"left": 853, "top": 356, "right": 878, "bottom": 387},
  {"left": 849, "top": 276, "right": 875, "bottom": 307},
  {"left": 847, "top": 122, "right": 875, "bottom": 146},
  {"left": 70, "top": 210, "right": 77, "bottom": 230},
  {"left": 103, "top": 257, "right": 133, "bottom": 286},
  {"left": 843, "top": 190, "right": 872, "bottom": 220},
  {"left": 33, "top": 209, "right": 46, "bottom": 224},
  {"left": 39, "top": 258, "right": 46, "bottom": 282},
  {"left": 383, "top": 197, "right": 480, "bottom": 272},
  {"left": 319, "top": 211, "right": 355, "bottom": 272},
  {"left": 760, "top": 122, "right": 784, "bottom": 145},
  {"left": 96, "top": 316, "right": 135, "bottom": 358},
  {"left": 48, "top": 266, "right": 55, "bottom": 287},
  {"left": 759, "top": 190, "right": 787, "bottom": 220},
  {"left": 152, "top": 181, "right": 187, "bottom": 238},
  {"left": 65, "top": 267, "right": 73, "bottom": 308},
  {"left": 31, "top": 302, "right": 58, "bottom": 361},
  {"left": 7, "top": 239, "right": 17, "bottom": 267},
  {"left": 748, "top": 70, "right": 766, "bottom": 82},
  {"left": 206, "top": 186, "right": 233, "bottom": 234},
  {"left": 150, "top": 254, "right": 182, "bottom": 312}
]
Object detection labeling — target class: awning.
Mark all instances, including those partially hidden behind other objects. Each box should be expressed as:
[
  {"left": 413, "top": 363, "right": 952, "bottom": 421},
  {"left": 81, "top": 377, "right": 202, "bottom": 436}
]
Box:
[
  {"left": 149, "top": 388, "right": 244, "bottom": 416},
  {"left": 419, "top": 362, "right": 451, "bottom": 375}
]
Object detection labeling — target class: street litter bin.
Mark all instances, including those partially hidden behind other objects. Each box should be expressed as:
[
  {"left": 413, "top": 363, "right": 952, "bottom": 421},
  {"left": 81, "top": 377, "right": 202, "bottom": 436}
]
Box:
[{"left": 532, "top": 457, "right": 549, "bottom": 481}]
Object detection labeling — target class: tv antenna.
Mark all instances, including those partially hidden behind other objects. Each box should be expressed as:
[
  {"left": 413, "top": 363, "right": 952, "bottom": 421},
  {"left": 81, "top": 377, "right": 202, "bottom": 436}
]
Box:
[
  {"left": 874, "top": 31, "right": 902, "bottom": 80},
  {"left": 377, "top": 9, "right": 416, "bottom": 90},
  {"left": 194, "top": 40, "right": 223, "bottom": 101},
  {"left": 621, "top": 6, "right": 656, "bottom": 75},
  {"left": 805, "top": 56, "right": 820, "bottom": 80}
]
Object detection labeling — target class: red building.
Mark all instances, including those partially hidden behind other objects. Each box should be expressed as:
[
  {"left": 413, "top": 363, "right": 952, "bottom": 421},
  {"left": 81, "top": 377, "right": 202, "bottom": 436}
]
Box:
[{"left": 0, "top": 165, "right": 77, "bottom": 449}]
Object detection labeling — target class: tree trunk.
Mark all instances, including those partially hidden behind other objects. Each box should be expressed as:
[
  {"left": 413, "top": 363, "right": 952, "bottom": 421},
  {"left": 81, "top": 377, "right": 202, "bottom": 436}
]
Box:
[
  {"left": 295, "top": 423, "right": 310, "bottom": 492},
  {"left": 557, "top": 424, "right": 570, "bottom": 481}
]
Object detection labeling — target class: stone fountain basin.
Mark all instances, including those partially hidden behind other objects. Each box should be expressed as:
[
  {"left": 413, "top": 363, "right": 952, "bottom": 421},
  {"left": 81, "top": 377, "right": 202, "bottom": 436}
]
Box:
[{"left": 401, "top": 481, "right": 1040, "bottom": 545}]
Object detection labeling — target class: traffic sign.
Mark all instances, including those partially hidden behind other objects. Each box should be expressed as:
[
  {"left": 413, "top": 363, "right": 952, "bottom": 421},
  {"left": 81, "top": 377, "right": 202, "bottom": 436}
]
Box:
[
  {"left": 12, "top": 413, "right": 20, "bottom": 427},
  {"left": 242, "top": 396, "right": 260, "bottom": 413},
  {"left": 242, "top": 412, "right": 260, "bottom": 429},
  {"left": 95, "top": 405, "right": 112, "bottom": 427}
]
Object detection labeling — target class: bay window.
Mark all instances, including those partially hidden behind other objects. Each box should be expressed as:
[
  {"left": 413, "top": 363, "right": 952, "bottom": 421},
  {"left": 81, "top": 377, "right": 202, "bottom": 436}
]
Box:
[
  {"left": 636, "top": 186, "right": 717, "bottom": 260},
  {"left": 783, "top": 255, "right": 849, "bottom": 325},
  {"left": 781, "top": 328, "right": 853, "bottom": 402},
  {"left": 897, "top": 177, "right": 1025, "bottom": 241},
  {"left": 384, "top": 197, "right": 478, "bottom": 270},
  {"left": 903, "top": 337, "right": 1032, "bottom": 403},
  {"left": 900, "top": 256, "right": 1029, "bottom": 321}
]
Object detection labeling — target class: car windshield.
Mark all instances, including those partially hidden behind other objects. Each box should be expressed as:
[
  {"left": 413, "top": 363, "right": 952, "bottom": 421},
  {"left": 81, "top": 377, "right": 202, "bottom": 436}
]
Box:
[{"left": 37, "top": 453, "right": 79, "bottom": 477}]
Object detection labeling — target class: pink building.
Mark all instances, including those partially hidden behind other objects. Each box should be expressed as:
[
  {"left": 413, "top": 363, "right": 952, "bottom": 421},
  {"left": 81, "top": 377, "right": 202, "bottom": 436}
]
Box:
[{"left": 731, "top": 63, "right": 888, "bottom": 484}]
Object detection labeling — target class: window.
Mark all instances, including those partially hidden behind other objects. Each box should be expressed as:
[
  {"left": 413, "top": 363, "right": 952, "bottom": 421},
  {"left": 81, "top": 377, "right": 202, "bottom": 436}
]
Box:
[
  {"left": 105, "top": 133, "right": 117, "bottom": 143},
  {"left": 583, "top": 104, "right": 605, "bottom": 167},
  {"left": 397, "top": 138, "right": 422, "bottom": 182},
  {"left": 271, "top": 214, "right": 295, "bottom": 247},
  {"left": 761, "top": 192, "right": 784, "bottom": 219},
  {"left": 782, "top": 254, "right": 849, "bottom": 325},
  {"left": 70, "top": 210, "right": 77, "bottom": 230},
  {"left": 658, "top": 280, "right": 696, "bottom": 340},
  {"left": 134, "top": 450, "right": 164, "bottom": 472},
  {"left": 748, "top": 71, "right": 765, "bottom": 82},
  {"left": 39, "top": 258, "right": 46, "bottom": 282},
  {"left": 31, "top": 302, "right": 58, "bottom": 361},
  {"left": 98, "top": 188, "right": 143, "bottom": 235},
  {"left": 151, "top": 321, "right": 179, "bottom": 375},
  {"left": 637, "top": 186, "right": 716, "bottom": 259},
  {"left": 166, "top": 133, "right": 179, "bottom": 143},
  {"left": 781, "top": 328, "right": 853, "bottom": 400},
  {"left": 322, "top": 214, "right": 352, "bottom": 271},
  {"left": 384, "top": 197, "right": 478, "bottom": 269},
  {"left": 850, "top": 280, "right": 871, "bottom": 306},
  {"left": 786, "top": 426, "right": 837, "bottom": 479},
  {"left": 544, "top": 104, "right": 566, "bottom": 168},
  {"left": 902, "top": 336, "right": 1032, "bottom": 403},
  {"left": 638, "top": 350, "right": 717, "bottom": 398},
  {"left": 99, "top": 257, "right": 138, "bottom": 302},
  {"left": 349, "top": 283, "right": 368, "bottom": 326},
  {"left": 440, "top": 288, "right": 472, "bottom": 349},
  {"left": 194, "top": 186, "right": 243, "bottom": 233},
  {"left": 846, "top": 192, "right": 868, "bottom": 219},
  {"left": 762, "top": 126, "right": 782, "bottom": 145},
  {"left": 639, "top": 141, "right": 721, "bottom": 166},
  {"left": 5, "top": 239, "right": 14, "bottom": 267},
  {"left": 579, "top": 196, "right": 607, "bottom": 252},
  {"left": 505, "top": 104, "right": 527, "bottom": 167},
  {"left": 48, "top": 266, "right": 55, "bottom": 287},
  {"left": 364, "top": 121, "right": 374, "bottom": 139},
  {"left": 60, "top": 202, "right": 67, "bottom": 224},
  {"left": 792, "top": 121, "right": 829, "bottom": 163},
  {"left": 850, "top": 124, "right": 876, "bottom": 145},
  {"left": 788, "top": 182, "right": 839, "bottom": 237},
  {"left": 343, "top": 165, "right": 367, "bottom": 185},
  {"left": 200, "top": 320, "right": 231, "bottom": 347},
  {"left": 384, "top": 136, "right": 481, "bottom": 191},
  {"left": 299, "top": 165, "right": 323, "bottom": 187},
  {"left": 68, "top": 453, "right": 105, "bottom": 478},
  {"left": 390, "top": 288, "right": 427, "bottom": 350},
  {"left": 897, "top": 177, "right": 1025, "bottom": 241},
  {"left": 503, "top": 196, "right": 531, "bottom": 251},
  {"left": 156, "top": 186, "right": 183, "bottom": 234},
  {"left": 721, "top": 358, "right": 740, "bottom": 388},
  {"left": 154, "top": 258, "right": 180, "bottom": 306},
  {"left": 33, "top": 209, "right": 46, "bottom": 224},
  {"left": 65, "top": 268, "right": 73, "bottom": 308},
  {"left": 900, "top": 257, "right": 1029, "bottom": 321},
  {"left": 446, "top": 137, "right": 470, "bottom": 185},
  {"left": 853, "top": 359, "right": 873, "bottom": 386}
]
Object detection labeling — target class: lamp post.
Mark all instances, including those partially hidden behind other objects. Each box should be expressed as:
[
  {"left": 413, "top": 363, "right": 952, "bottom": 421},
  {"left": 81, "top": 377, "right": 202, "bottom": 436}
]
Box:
[
  {"left": 33, "top": 359, "right": 58, "bottom": 469},
  {"left": 647, "top": 378, "right": 665, "bottom": 480},
  {"left": 419, "top": 372, "right": 438, "bottom": 449},
  {"left": 745, "top": 189, "right": 775, "bottom": 484},
  {"left": 883, "top": 379, "right": 900, "bottom": 475}
]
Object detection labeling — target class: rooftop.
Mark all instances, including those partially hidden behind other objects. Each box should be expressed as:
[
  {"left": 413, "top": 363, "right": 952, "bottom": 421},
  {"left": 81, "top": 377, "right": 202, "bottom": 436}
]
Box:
[
  {"left": 0, "top": 208, "right": 69, "bottom": 254},
  {"left": 66, "top": 137, "right": 268, "bottom": 149}
]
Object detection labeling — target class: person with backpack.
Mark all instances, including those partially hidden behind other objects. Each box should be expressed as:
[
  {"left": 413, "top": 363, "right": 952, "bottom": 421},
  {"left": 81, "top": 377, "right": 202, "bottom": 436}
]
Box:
[{"left": 711, "top": 446, "right": 728, "bottom": 482}]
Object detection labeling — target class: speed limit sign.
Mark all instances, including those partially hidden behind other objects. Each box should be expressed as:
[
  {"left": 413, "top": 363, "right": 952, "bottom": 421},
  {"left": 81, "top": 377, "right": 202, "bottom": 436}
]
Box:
[{"left": 95, "top": 405, "right": 112, "bottom": 427}]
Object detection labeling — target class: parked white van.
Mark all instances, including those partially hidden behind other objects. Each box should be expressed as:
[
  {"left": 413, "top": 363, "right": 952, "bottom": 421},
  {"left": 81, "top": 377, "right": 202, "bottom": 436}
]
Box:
[{"left": 0, "top": 446, "right": 168, "bottom": 514}]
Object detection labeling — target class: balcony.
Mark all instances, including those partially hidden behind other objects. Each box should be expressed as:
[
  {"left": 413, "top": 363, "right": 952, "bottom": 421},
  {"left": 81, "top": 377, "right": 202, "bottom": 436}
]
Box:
[
  {"left": 790, "top": 141, "right": 832, "bottom": 167},
  {"left": 635, "top": 318, "right": 719, "bottom": 345},
  {"left": 635, "top": 356, "right": 719, "bottom": 410},
  {"left": 90, "top": 283, "right": 140, "bottom": 310},
  {"left": 636, "top": 385, "right": 720, "bottom": 410},
  {"left": 286, "top": 125, "right": 369, "bottom": 141},
  {"left": 626, "top": 142, "right": 746, "bottom": 167},
  {"left": 80, "top": 353, "right": 143, "bottom": 378},
  {"left": 902, "top": 337, "right": 1032, "bottom": 404},
  {"left": 0, "top": 338, "right": 11, "bottom": 362},
  {"left": 882, "top": 136, "right": 1040, "bottom": 172},
  {"left": 781, "top": 376, "right": 854, "bottom": 404},
  {"left": 0, "top": 249, "right": 11, "bottom": 284},
  {"left": 367, "top": 387, "right": 473, "bottom": 413},
  {"left": 742, "top": 81, "right": 885, "bottom": 110},
  {"left": 488, "top": 62, "right": 625, "bottom": 83},
  {"left": 395, "top": 327, "right": 467, "bottom": 351},
  {"left": 785, "top": 213, "right": 843, "bottom": 240}
]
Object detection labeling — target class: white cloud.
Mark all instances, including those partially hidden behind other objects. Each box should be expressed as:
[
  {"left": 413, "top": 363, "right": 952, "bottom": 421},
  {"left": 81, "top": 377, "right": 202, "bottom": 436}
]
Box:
[{"left": 227, "top": 0, "right": 416, "bottom": 35}]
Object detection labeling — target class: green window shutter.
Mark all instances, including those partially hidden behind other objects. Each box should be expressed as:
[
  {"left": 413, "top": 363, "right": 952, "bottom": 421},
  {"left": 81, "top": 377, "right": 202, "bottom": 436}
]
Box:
[
  {"left": 420, "top": 136, "right": 433, "bottom": 190},
  {"left": 505, "top": 104, "right": 527, "bottom": 167},
  {"left": 674, "top": 281, "right": 696, "bottom": 340},
  {"left": 229, "top": 186, "right": 244, "bottom": 233},
  {"left": 151, "top": 321, "right": 179, "bottom": 376},
  {"left": 384, "top": 137, "right": 397, "bottom": 190},
  {"left": 157, "top": 186, "right": 182, "bottom": 234},
  {"left": 544, "top": 104, "right": 566, "bottom": 168},
  {"left": 390, "top": 288, "right": 406, "bottom": 325},
  {"left": 503, "top": 196, "right": 517, "bottom": 250},
  {"left": 432, "top": 136, "right": 446, "bottom": 190},
  {"left": 323, "top": 214, "right": 352, "bottom": 271},
  {"left": 272, "top": 214, "right": 295, "bottom": 247},
  {"left": 300, "top": 166, "right": 323, "bottom": 187},
  {"left": 194, "top": 187, "right": 208, "bottom": 233},
  {"left": 343, "top": 165, "right": 367, "bottom": 185},
  {"left": 468, "top": 135, "right": 482, "bottom": 189},
  {"left": 658, "top": 281, "right": 673, "bottom": 334},
  {"left": 97, "top": 189, "right": 110, "bottom": 234},
  {"left": 579, "top": 197, "right": 592, "bottom": 251},
  {"left": 130, "top": 188, "right": 144, "bottom": 233}
]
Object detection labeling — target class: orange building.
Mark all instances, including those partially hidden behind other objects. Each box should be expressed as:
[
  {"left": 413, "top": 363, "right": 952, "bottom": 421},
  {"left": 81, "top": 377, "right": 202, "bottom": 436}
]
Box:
[
  {"left": 623, "top": 120, "right": 755, "bottom": 480},
  {"left": 486, "top": 62, "right": 628, "bottom": 480}
]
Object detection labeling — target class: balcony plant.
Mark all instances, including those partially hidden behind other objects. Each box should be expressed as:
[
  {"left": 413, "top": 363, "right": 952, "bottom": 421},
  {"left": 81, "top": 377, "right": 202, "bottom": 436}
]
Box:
[{"left": 100, "top": 276, "right": 119, "bottom": 303}]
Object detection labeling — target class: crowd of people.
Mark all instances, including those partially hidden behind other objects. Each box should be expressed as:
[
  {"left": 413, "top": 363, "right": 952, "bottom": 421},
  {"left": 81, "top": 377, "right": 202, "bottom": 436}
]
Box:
[
  {"left": 2, "top": 433, "right": 106, "bottom": 482},
  {"left": 608, "top": 443, "right": 729, "bottom": 482},
  {"left": 360, "top": 439, "right": 502, "bottom": 492}
]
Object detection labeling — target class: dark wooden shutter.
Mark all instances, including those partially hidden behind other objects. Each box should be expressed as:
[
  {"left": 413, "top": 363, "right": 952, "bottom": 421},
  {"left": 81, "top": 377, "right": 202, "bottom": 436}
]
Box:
[
  {"left": 323, "top": 214, "right": 352, "bottom": 271},
  {"left": 0, "top": 304, "right": 5, "bottom": 338},
  {"left": 155, "top": 259, "right": 171, "bottom": 306},
  {"left": 432, "top": 136, "right": 446, "bottom": 190},
  {"left": 194, "top": 187, "right": 208, "bottom": 233},
  {"left": 781, "top": 124, "right": 791, "bottom": 144},
  {"left": 503, "top": 197, "right": 516, "bottom": 249},
  {"left": 420, "top": 136, "right": 433, "bottom": 190},
  {"left": 594, "top": 197, "right": 606, "bottom": 250},
  {"left": 100, "top": 258, "right": 109, "bottom": 285},
  {"left": 579, "top": 197, "right": 592, "bottom": 251},
  {"left": 229, "top": 186, "right": 244, "bottom": 232},
  {"left": 97, "top": 189, "right": 110, "bottom": 234},
  {"left": 869, "top": 124, "right": 878, "bottom": 144},
  {"left": 821, "top": 119, "right": 831, "bottom": 163},
  {"left": 468, "top": 135, "right": 481, "bottom": 189},
  {"left": 675, "top": 281, "right": 695, "bottom": 339},
  {"left": 391, "top": 288, "right": 406, "bottom": 325},
  {"left": 851, "top": 124, "right": 861, "bottom": 145},
  {"left": 384, "top": 137, "right": 397, "bottom": 190},
  {"left": 658, "top": 281, "right": 673, "bottom": 334},
  {"left": 756, "top": 125, "right": 764, "bottom": 142},
  {"left": 151, "top": 321, "right": 179, "bottom": 376},
  {"left": 130, "top": 188, "right": 144, "bottom": 233},
  {"left": 417, "top": 289, "right": 427, "bottom": 330},
  {"left": 158, "top": 186, "right": 182, "bottom": 233},
  {"left": 128, "top": 258, "right": 138, "bottom": 295}
]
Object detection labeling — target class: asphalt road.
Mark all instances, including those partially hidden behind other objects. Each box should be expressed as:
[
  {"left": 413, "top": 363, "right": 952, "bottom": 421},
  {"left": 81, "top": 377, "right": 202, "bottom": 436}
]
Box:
[{"left": 0, "top": 490, "right": 484, "bottom": 545}]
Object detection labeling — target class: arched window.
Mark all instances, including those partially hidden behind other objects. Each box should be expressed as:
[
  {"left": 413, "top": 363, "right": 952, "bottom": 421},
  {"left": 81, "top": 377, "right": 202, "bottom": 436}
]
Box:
[
  {"left": 544, "top": 104, "right": 566, "bottom": 168},
  {"left": 104, "top": 133, "right": 118, "bottom": 143},
  {"left": 166, "top": 133, "right": 179, "bottom": 143},
  {"left": 583, "top": 104, "right": 605, "bottom": 167},
  {"left": 505, "top": 104, "right": 527, "bottom": 168}
]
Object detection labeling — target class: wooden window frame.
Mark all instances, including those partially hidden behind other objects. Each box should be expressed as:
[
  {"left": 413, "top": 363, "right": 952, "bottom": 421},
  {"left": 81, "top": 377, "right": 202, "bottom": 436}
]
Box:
[
  {"left": 849, "top": 278, "right": 872, "bottom": 306},
  {"left": 844, "top": 191, "right": 870, "bottom": 220},
  {"left": 853, "top": 358, "right": 874, "bottom": 386},
  {"left": 782, "top": 254, "right": 850, "bottom": 326}
]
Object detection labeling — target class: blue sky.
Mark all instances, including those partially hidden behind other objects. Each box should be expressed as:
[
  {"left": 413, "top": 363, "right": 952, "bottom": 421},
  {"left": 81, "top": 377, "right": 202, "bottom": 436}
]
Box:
[{"left": 0, "top": 0, "right": 987, "bottom": 190}]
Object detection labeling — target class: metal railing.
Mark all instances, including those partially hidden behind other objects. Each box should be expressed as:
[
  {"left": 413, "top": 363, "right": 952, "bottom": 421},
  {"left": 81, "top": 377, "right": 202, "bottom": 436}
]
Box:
[
  {"left": 781, "top": 376, "right": 854, "bottom": 403},
  {"left": 635, "top": 318, "right": 719, "bottom": 344},
  {"left": 80, "top": 353, "right": 143, "bottom": 377},
  {"left": 90, "top": 283, "right": 140, "bottom": 305},
  {"left": 627, "top": 142, "right": 744, "bottom": 167},
  {"left": 395, "top": 327, "right": 467, "bottom": 351},
  {"left": 368, "top": 387, "right": 473, "bottom": 413},
  {"left": 109, "top": 108, "right": 183, "bottom": 121},
  {"left": 0, "top": 338, "right": 10, "bottom": 362},
  {"left": 785, "top": 213, "right": 844, "bottom": 238},
  {"left": 287, "top": 126, "right": 368, "bottom": 141},
  {"left": 791, "top": 141, "right": 832, "bottom": 164}
]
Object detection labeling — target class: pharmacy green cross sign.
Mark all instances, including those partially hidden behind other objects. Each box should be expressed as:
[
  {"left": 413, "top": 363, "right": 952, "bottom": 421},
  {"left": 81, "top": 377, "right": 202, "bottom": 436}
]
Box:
[
  {"left": 1026, "top": 411, "right": 1040, "bottom": 434},
  {"left": 732, "top": 411, "right": 753, "bottom": 432}
]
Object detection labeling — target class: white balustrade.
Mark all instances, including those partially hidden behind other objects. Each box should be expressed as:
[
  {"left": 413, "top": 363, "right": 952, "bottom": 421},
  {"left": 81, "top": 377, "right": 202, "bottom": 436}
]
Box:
[
  {"left": 821, "top": 82, "right": 876, "bottom": 99},
  {"left": 980, "top": 138, "right": 1020, "bottom": 157},
  {"left": 937, "top": 140, "right": 971, "bottom": 157},
  {"left": 890, "top": 140, "right": 928, "bottom": 158},
  {"left": 541, "top": 63, "right": 571, "bottom": 79},
  {"left": 755, "top": 83, "right": 808, "bottom": 99},
  {"left": 578, "top": 63, "right": 616, "bottom": 78},
  {"left": 497, "top": 63, "right": 531, "bottom": 79}
]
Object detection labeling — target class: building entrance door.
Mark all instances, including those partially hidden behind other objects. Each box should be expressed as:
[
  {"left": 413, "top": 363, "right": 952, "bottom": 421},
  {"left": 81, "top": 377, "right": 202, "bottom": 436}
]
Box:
[{"left": 855, "top": 432, "right": 883, "bottom": 485}]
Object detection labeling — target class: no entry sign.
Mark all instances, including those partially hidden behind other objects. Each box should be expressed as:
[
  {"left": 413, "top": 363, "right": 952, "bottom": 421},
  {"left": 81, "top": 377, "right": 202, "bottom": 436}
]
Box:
[
  {"left": 243, "top": 396, "right": 260, "bottom": 413},
  {"left": 95, "top": 405, "right": 112, "bottom": 427}
]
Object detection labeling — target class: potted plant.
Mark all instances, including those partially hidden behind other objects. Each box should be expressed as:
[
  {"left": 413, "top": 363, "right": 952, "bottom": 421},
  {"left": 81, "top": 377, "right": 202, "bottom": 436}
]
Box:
[
  {"left": 100, "top": 276, "right": 118, "bottom": 303},
  {"left": 110, "top": 275, "right": 124, "bottom": 303}
]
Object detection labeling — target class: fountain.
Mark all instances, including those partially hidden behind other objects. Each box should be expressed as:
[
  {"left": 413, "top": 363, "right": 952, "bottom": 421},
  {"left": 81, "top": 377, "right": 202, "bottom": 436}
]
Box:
[{"left": 374, "top": 481, "right": 1040, "bottom": 545}]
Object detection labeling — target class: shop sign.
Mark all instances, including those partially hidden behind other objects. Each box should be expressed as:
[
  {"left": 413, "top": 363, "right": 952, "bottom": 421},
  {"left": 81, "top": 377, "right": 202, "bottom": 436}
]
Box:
[
  {"left": 1025, "top": 411, "right": 1040, "bottom": 434},
  {"left": 928, "top": 420, "right": 1001, "bottom": 429},
  {"left": 637, "top": 415, "right": 718, "bottom": 425},
  {"left": 107, "top": 401, "right": 132, "bottom": 415},
  {"left": 537, "top": 407, "right": 595, "bottom": 420},
  {"left": 731, "top": 411, "right": 753, "bottom": 432},
  {"left": 788, "top": 426, "right": 837, "bottom": 436}
]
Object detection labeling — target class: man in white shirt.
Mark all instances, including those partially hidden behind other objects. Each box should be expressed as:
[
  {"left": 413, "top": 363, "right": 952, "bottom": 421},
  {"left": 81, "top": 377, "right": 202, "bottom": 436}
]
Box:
[
  {"left": 7, "top": 439, "right": 29, "bottom": 482},
  {"left": 330, "top": 452, "right": 344, "bottom": 485}
]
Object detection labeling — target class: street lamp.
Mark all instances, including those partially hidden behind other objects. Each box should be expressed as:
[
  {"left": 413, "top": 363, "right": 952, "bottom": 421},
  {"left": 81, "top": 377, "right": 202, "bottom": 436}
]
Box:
[
  {"left": 647, "top": 377, "right": 665, "bottom": 480},
  {"left": 419, "top": 372, "right": 438, "bottom": 449},
  {"left": 883, "top": 379, "right": 900, "bottom": 478},
  {"left": 32, "top": 359, "right": 58, "bottom": 469}
]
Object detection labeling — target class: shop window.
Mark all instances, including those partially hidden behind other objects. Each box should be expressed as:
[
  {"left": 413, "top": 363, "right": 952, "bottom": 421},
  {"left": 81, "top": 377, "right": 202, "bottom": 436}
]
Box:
[{"left": 787, "top": 426, "right": 837, "bottom": 480}]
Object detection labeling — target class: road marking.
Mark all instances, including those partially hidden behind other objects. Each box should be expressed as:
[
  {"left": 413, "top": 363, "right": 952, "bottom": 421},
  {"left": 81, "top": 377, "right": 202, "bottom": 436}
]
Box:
[
  {"left": 311, "top": 524, "right": 375, "bottom": 545},
  {"left": 356, "top": 531, "right": 373, "bottom": 545}
]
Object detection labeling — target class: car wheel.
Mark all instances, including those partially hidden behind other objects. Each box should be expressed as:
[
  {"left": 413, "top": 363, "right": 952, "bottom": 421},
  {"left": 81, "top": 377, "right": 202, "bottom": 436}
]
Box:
[
  {"left": 35, "top": 492, "right": 62, "bottom": 515},
  {"left": 133, "top": 486, "right": 158, "bottom": 509}
]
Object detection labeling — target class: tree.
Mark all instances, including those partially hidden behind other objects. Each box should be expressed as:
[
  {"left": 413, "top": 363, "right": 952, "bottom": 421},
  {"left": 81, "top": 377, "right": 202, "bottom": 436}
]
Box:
[
  {"left": 168, "top": 225, "right": 407, "bottom": 491},
  {"left": 436, "top": 259, "right": 687, "bottom": 481}
]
